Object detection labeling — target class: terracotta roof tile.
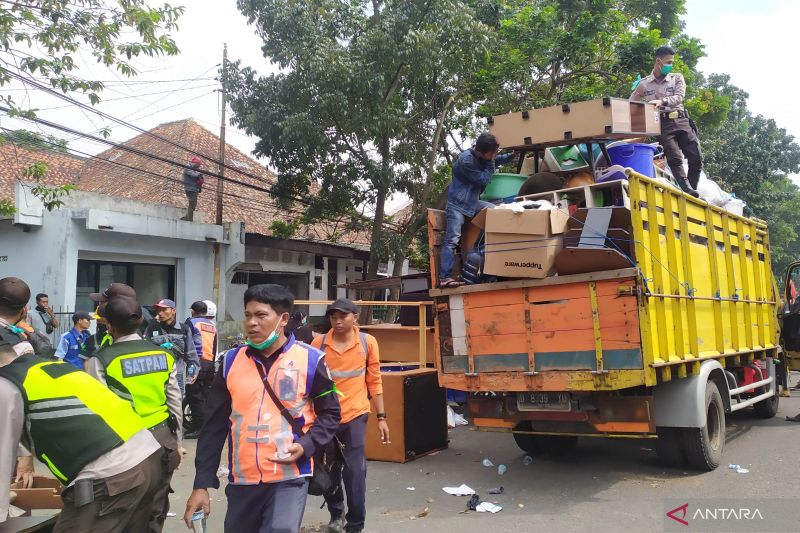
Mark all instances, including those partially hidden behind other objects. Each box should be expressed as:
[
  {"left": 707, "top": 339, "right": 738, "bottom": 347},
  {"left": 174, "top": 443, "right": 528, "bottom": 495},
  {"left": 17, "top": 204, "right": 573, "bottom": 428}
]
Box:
[{"left": 0, "top": 142, "right": 84, "bottom": 201}]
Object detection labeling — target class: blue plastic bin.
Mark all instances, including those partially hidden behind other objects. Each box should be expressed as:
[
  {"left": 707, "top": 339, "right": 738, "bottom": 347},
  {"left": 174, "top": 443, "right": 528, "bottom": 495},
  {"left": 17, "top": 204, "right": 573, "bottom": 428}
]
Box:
[{"left": 607, "top": 143, "right": 657, "bottom": 178}]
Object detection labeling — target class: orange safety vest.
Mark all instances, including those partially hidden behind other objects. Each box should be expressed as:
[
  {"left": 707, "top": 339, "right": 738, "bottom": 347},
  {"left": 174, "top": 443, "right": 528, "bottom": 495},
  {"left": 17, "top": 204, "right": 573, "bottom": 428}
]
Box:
[
  {"left": 222, "top": 339, "right": 322, "bottom": 484},
  {"left": 197, "top": 321, "right": 217, "bottom": 361}
]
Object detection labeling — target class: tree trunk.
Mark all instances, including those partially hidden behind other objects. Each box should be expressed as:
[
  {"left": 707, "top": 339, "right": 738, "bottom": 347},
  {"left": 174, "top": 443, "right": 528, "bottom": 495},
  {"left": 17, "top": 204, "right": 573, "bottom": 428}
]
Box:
[
  {"left": 362, "top": 136, "right": 391, "bottom": 325},
  {"left": 384, "top": 246, "right": 407, "bottom": 324}
]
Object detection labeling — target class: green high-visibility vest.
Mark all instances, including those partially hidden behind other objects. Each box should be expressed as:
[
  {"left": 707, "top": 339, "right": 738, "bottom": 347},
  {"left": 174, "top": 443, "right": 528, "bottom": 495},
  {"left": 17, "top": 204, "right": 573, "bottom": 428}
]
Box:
[
  {"left": 0, "top": 355, "right": 145, "bottom": 484},
  {"left": 94, "top": 339, "right": 174, "bottom": 429}
]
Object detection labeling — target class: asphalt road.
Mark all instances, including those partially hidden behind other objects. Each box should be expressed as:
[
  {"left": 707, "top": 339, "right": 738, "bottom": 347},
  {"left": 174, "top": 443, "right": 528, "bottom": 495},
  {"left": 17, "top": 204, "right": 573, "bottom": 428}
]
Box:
[{"left": 164, "top": 380, "right": 800, "bottom": 533}]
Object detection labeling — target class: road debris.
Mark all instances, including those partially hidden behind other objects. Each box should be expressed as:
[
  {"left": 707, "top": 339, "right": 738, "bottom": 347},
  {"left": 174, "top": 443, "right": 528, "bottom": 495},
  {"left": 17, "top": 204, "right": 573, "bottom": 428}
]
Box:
[
  {"left": 728, "top": 464, "right": 750, "bottom": 474},
  {"left": 407, "top": 487, "right": 416, "bottom": 491},
  {"left": 443, "top": 484, "right": 475, "bottom": 496},
  {"left": 466, "top": 494, "right": 481, "bottom": 511},
  {"left": 522, "top": 455, "right": 533, "bottom": 466},
  {"left": 498, "top": 464, "right": 507, "bottom": 475},
  {"left": 488, "top": 486, "right": 504, "bottom": 494},
  {"left": 476, "top": 502, "right": 503, "bottom": 513},
  {"left": 482, "top": 458, "right": 494, "bottom": 467}
]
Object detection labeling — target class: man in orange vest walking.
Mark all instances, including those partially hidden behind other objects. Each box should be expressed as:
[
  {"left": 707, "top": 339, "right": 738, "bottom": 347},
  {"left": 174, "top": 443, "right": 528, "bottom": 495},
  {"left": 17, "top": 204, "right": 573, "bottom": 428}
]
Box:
[
  {"left": 184, "top": 300, "right": 218, "bottom": 438},
  {"left": 312, "top": 298, "right": 390, "bottom": 533},
  {"left": 184, "top": 284, "right": 341, "bottom": 532}
]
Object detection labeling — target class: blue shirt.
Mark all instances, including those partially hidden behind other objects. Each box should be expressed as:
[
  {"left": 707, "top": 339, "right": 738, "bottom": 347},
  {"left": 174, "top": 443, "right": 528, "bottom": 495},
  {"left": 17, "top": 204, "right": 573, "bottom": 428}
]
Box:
[
  {"left": 55, "top": 328, "right": 90, "bottom": 369},
  {"left": 447, "top": 150, "right": 515, "bottom": 216}
]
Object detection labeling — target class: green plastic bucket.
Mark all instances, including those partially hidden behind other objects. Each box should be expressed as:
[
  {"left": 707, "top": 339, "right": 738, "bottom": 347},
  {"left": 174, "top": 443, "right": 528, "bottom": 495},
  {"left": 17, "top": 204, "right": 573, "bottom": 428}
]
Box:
[{"left": 480, "top": 173, "right": 527, "bottom": 200}]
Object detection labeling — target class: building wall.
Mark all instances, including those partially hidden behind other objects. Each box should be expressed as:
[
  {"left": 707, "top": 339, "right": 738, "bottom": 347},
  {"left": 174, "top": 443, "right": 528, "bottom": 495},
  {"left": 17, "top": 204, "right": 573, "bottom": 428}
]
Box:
[{"left": 1, "top": 185, "right": 244, "bottom": 321}]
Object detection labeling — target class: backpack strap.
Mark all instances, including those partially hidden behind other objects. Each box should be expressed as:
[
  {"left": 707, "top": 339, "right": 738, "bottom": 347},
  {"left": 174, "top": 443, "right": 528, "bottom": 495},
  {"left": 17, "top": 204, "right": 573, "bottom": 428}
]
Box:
[{"left": 359, "top": 332, "right": 368, "bottom": 359}]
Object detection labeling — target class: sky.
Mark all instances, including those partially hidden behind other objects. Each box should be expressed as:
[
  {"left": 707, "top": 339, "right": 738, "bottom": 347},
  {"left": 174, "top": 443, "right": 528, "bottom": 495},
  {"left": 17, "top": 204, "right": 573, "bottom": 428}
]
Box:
[{"left": 2, "top": 0, "right": 798, "bottom": 206}]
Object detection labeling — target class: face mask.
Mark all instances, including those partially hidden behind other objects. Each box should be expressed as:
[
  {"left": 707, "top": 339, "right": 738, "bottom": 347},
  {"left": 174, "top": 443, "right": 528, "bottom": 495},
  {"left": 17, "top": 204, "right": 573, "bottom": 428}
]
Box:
[
  {"left": 660, "top": 63, "right": 673, "bottom": 75},
  {"left": 246, "top": 316, "right": 284, "bottom": 351}
]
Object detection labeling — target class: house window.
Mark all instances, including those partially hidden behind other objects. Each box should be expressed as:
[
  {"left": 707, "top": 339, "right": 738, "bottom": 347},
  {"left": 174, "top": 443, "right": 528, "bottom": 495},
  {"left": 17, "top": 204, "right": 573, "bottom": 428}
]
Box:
[
  {"left": 76, "top": 259, "right": 175, "bottom": 312},
  {"left": 327, "top": 259, "right": 338, "bottom": 300}
]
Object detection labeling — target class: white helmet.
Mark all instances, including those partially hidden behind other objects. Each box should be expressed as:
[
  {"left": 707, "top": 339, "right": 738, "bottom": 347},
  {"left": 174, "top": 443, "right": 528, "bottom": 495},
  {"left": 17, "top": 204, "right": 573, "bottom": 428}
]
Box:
[{"left": 202, "top": 300, "right": 217, "bottom": 318}]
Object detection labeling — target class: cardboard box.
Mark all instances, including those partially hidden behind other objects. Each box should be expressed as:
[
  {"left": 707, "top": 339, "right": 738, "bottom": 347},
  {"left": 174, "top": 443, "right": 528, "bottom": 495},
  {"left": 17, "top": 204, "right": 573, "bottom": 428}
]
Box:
[
  {"left": 488, "top": 97, "right": 660, "bottom": 149},
  {"left": 9, "top": 477, "right": 63, "bottom": 512},
  {"left": 472, "top": 207, "right": 570, "bottom": 278}
]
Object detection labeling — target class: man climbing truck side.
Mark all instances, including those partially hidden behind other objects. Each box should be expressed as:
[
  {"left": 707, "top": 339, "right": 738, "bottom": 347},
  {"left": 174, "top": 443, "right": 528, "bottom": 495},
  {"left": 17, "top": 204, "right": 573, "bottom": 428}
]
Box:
[{"left": 428, "top": 102, "right": 781, "bottom": 471}]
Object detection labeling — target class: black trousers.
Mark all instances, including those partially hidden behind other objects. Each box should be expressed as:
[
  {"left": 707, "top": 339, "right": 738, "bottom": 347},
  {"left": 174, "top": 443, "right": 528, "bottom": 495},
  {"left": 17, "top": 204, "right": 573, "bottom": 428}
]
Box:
[
  {"left": 324, "top": 413, "right": 368, "bottom": 529},
  {"left": 660, "top": 116, "right": 703, "bottom": 188},
  {"left": 185, "top": 359, "right": 214, "bottom": 431}
]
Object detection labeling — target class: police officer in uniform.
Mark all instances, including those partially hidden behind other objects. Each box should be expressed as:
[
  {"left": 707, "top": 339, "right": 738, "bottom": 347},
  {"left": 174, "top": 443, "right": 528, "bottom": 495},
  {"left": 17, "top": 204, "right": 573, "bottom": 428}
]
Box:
[
  {"left": 631, "top": 45, "right": 702, "bottom": 197},
  {"left": 87, "top": 296, "right": 183, "bottom": 532},
  {"left": 0, "top": 329, "right": 164, "bottom": 530}
]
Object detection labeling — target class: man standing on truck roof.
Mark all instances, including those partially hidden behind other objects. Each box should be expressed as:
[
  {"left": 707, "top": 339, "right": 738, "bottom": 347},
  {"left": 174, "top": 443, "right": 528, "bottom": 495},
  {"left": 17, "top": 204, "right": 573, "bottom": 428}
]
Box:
[
  {"left": 439, "top": 132, "right": 515, "bottom": 288},
  {"left": 631, "top": 45, "right": 702, "bottom": 198}
]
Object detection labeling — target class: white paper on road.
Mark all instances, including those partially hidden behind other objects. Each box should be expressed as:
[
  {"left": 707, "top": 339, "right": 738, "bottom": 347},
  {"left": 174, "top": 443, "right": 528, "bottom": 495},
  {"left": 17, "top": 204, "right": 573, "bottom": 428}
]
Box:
[
  {"left": 476, "top": 502, "right": 503, "bottom": 513},
  {"left": 442, "top": 484, "right": 475, "bottom": 496}
]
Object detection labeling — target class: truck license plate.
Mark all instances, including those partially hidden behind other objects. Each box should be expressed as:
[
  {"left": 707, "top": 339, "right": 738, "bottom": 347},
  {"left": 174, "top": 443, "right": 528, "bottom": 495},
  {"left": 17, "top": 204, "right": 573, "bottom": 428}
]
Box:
[{"left": 517, "top": 392, "right": 571, "bottom": 411}]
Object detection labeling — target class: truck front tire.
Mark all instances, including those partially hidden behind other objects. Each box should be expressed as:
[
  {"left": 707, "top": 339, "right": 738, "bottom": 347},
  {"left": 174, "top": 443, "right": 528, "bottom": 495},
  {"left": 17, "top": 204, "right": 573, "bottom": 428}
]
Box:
[{"left": 680, "top": 381, "right": 725, "bottom": 471}]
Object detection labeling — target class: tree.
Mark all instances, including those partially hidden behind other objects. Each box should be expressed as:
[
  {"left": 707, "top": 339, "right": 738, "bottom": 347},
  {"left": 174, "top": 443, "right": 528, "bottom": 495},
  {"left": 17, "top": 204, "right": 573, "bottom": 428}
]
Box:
[
  {"left": 0, "top": 0, "right": 184, "bottom": 215},
  {"left": 0, "top": 129, "right": 69, "bottom": 153},
  {"left": 224, "top": 0, "right": 494, "bottom": 283}
]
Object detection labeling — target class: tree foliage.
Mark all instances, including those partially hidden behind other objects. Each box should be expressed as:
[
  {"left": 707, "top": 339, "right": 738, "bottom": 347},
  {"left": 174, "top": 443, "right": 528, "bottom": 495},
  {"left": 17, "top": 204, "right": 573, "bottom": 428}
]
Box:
[
  {"left": 0, "top": 0, "right": 184, "bottom": 216},
  {"left": 225, "top": 0, "right": 494, "bottom": 278}
]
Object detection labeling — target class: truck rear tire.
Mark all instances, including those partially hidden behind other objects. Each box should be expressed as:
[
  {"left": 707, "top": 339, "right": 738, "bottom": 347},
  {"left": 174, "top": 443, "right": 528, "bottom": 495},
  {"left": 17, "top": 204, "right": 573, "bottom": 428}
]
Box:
[
  {"left": 680, "top": 381, "right": 725, "bottom": 471},
  {"left": 753, "top": 385, "right": 779, "bottom": 419},
  {"left": 655, "top": 427, "right": 686, "bottom": 467},
  {"left": 512, "top": 421, "right": 578, "bottom": 455}
]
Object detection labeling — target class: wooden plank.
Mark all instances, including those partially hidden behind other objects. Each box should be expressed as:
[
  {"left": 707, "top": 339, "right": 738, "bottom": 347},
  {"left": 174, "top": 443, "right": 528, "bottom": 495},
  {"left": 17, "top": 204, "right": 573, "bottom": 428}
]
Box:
[
  {"left": 463, "top": 303, "right": 528, "bottom": 336},
  {"left": 429, "top": 268, "right": 639, "bottom": 297},
  {"left": 469, "top": 333, "right": 528, "bottom": 355}
]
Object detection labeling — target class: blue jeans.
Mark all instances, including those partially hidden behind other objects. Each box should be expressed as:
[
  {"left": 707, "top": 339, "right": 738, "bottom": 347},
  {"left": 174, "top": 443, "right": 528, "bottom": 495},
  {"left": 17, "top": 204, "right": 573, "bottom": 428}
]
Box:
[{"left": 439, "top": 201, "right": 494, "bottom": 281}]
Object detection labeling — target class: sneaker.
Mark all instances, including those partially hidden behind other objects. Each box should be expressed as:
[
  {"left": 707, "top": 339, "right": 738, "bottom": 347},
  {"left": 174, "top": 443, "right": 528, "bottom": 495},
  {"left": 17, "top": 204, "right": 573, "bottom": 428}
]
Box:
[{"left": 327, "top": 517, "right": 345, "bottom": 533}]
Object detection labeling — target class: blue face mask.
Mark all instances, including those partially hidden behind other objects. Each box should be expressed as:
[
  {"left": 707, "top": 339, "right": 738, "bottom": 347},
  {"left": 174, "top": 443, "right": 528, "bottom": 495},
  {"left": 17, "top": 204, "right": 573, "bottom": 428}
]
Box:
[
  {"left": 660, "top": 64, "right": 673, "bottom": 76},
  {"left": 245, "top": 318, "right": 284, "bottom": 351}
]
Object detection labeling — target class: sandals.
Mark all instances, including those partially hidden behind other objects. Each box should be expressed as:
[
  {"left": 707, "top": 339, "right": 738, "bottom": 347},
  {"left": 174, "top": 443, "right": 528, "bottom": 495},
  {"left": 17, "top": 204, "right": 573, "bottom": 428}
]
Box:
[
  {"left": 440, "top": 278, "right": 465, "bottom": 288},
  {"left": 786, "top": 414, "right": 800, "bottom": 422}
]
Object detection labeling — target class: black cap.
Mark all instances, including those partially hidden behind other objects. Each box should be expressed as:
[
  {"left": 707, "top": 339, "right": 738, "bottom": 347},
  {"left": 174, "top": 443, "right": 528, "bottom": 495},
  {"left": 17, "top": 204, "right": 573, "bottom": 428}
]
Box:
[
  {"left": 90, "top": 283, "right": 136, "bottom": 303},
  {"left": 0, "top": 277, "right": 31, "bottom": 310},
  {"left": 190, "top": 301, "right": 208, "bottom": 315},
  {"left": 325, "top": 298, "right": 359, "bottom": 316},
  {"left": 72, "top": 312, "right": 91, "bottom": 324},
  {"left": 104, "top": 297, "right": 142, "bottom": 328}
]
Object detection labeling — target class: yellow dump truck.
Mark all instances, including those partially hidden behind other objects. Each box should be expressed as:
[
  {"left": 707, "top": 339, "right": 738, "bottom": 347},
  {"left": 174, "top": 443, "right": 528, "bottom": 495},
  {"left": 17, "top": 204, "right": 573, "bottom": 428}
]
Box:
[{"left": 428, "top": 169, "right": 782, "bottom": 470}]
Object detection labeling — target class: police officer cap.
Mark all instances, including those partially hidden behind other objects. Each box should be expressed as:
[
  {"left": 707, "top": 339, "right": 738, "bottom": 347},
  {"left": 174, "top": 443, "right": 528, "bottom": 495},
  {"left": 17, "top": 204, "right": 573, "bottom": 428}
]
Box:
[
  {"left": 104, "top": 297, "right": 142, "bottom": 328},
  {"left": 90, "top": 283, "right": 136, "bottom": 303},
  {"left": 0, "top": 277, "right": 31, "bottom": 310}
]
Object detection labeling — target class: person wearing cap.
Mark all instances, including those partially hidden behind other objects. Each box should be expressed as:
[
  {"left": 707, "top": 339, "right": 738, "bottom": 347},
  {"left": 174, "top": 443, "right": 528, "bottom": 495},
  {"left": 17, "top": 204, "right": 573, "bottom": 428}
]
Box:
[
  {"left": 631, "top": 45, "right": 702, "bottom": 197},
  {"left": 85, "top": 283, "right": 140, "bottom": 360},
  {"left": 184, "top": 284, "right": 341, "bottom": 532},
  {"left": 183, "top": 300, "right": 218, "bottom": 438},
  {"left": 145, "top": 299, "right": 199, "bottom": 397},
  {"left": 0, "top": 328, "right": 165, "bottom": 529},
  {"left": 311, "top": 298, "right": 389, "bottom": 533},
  {"left": 87, "top": 297, "right": 184, "bottom": 531},
  {"left": 182, "top": 156, "right": 205, "bottom": 222},
  {"left": 53, "top": 312, "right": 92, "bottom": 369}
]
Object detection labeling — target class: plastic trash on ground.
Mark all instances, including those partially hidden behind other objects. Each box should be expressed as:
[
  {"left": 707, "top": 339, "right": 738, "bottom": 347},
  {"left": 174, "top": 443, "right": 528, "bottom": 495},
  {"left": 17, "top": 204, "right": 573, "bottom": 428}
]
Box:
[
  {"left": 522, "top": 455, "right": 533, "bottom": 466},
  {"left": 443, "top": 484, "right": 475, "bottom": 496},
  {"left": 453, "top": 412, "right": 468, "bottom": 426},
  {"left": 217, "top": 466, "right": 230, "bottom": 478},
  {"left": 476, "top": 502, "right": 503, "bottom": 513},
  {"left": 482, "top": 458, "right": 494, "bottom": 467},
  {"left": 467, "top": 494, "right": 481, "bottom": 511},
  {"left": 488, "top": 486, "right": 504, "bottom": 495},
  {"left": 497, "top": 464, "right": 507, "bottom": 476}
]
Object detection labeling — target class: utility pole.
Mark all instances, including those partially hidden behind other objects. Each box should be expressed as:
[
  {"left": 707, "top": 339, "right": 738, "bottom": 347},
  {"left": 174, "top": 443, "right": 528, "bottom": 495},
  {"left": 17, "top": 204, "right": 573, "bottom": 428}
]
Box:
[{"left": 212, "top": 43, "right": 227, "bottom": 309}]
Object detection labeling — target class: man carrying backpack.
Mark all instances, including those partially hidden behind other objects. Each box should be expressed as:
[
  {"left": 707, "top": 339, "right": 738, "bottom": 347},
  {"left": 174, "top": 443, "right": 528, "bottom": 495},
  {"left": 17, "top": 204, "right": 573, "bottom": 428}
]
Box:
[{"left": 311, "top": 298, "right": 389, "bottom": 533}]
